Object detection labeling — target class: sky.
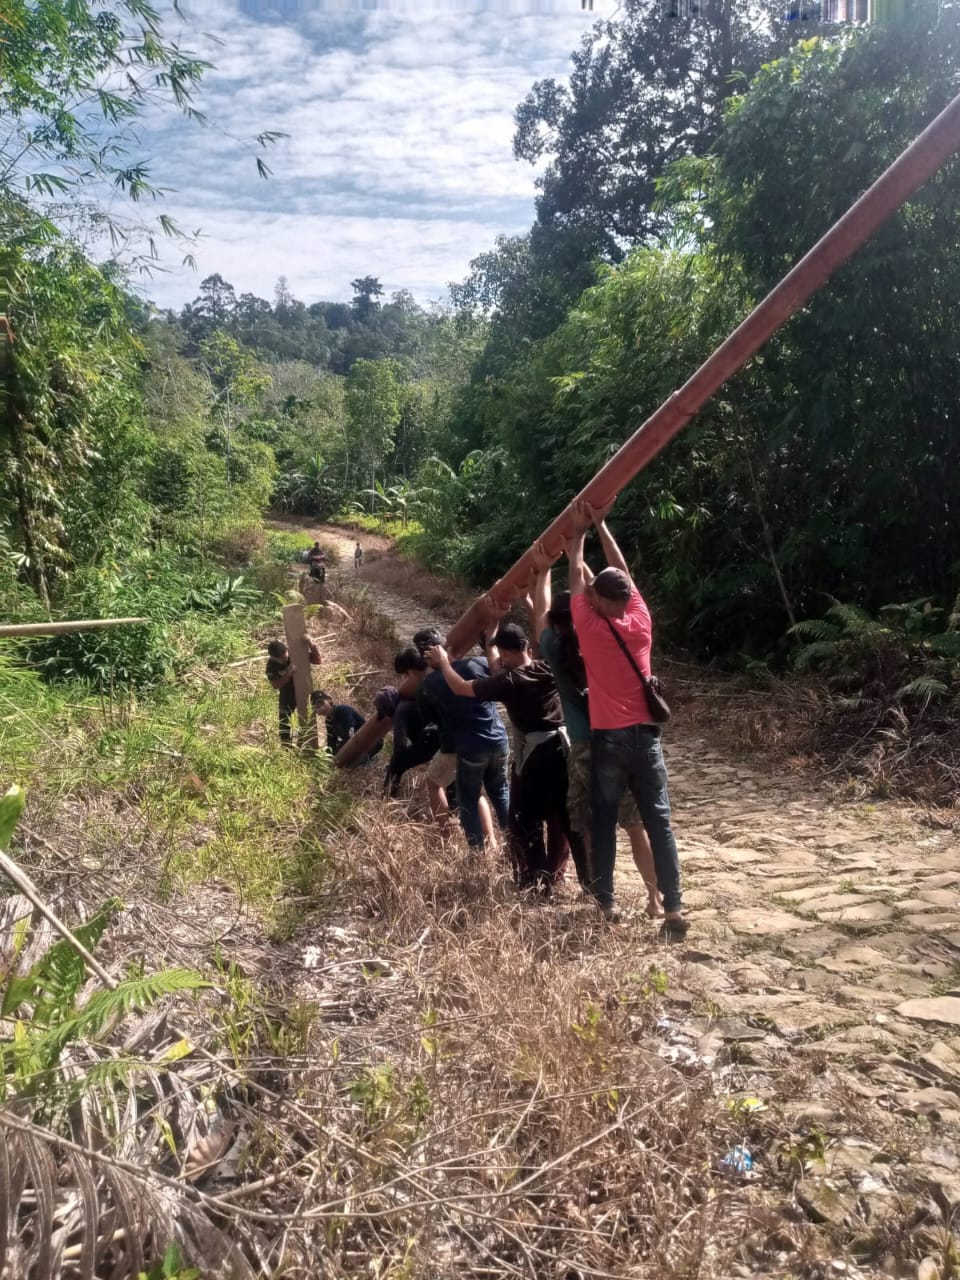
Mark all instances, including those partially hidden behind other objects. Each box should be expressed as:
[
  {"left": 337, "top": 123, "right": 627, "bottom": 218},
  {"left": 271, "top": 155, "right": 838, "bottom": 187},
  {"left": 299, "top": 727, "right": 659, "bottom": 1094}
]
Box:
[{"left": 127, "top": 0, "right": 616, "bottom": 311}]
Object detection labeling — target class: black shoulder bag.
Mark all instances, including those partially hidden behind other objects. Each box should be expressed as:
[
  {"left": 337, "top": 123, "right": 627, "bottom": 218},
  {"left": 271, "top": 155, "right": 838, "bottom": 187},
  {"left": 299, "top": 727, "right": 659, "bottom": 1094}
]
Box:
[{"left": 603, "top": 619, "right": 672, "bottom": 724}]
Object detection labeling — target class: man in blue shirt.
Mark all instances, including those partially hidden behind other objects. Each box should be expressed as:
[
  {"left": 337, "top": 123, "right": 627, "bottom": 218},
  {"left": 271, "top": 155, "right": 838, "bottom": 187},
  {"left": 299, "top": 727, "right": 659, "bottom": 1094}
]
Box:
[{"left": 415, "top": 627, "right": 509, "bottom": 849}]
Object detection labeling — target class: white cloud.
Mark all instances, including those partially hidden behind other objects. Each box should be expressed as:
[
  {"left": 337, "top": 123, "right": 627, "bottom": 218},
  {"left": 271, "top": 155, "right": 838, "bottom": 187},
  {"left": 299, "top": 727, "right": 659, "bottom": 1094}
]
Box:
[{"left": 130, "top": 0, "right": 617, "bottom": 308}]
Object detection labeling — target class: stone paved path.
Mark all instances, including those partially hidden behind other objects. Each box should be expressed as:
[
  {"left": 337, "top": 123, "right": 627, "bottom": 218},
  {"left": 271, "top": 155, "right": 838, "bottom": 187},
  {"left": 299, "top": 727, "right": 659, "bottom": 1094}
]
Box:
[{"left": 625, "top": 730, "right": 960, "bottom": 1271}]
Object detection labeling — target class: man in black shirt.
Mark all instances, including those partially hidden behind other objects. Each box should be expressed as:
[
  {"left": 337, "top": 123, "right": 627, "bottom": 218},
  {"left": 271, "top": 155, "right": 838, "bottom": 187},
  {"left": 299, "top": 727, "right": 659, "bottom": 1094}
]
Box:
[
  {"left": 427, "top": 623, "right": 585, "bottom": 893},
  {"left": 265, "top": 637, "right": 321, "bottom": 746},
  {"left": 311, "top": 691, "right": 377, "bottom": 758}
]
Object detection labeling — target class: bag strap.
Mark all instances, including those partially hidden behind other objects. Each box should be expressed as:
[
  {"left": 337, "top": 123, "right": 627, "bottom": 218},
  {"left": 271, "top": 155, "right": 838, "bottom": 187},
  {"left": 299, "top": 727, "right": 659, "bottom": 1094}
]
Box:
[{"left": 603, "top": 616, "right": 649, "bottom": 687}]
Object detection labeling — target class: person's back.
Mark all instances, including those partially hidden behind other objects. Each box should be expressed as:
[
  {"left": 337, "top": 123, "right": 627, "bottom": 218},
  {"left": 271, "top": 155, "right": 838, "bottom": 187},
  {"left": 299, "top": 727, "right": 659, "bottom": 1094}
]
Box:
[
  {"left": 539, "top": 627, "right": 590, "bottom": 746},
  {"left": 571, "top": 586, "right": 653, "bottom": 730},
  {"left": 418, "top": 635, "right": 510, "bottom": 848},
  {"left": 422, "top": 656, "right": 507, "bottom": 754}
]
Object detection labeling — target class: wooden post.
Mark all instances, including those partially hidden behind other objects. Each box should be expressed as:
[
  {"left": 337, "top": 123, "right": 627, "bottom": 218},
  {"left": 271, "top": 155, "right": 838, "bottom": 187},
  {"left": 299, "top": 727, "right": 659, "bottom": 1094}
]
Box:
[
  {"left": 282, "top": 603, "right": 317, "bottom": 750},
  {"left": 333, "top": 713, "right": 392, "bottom": 768}
]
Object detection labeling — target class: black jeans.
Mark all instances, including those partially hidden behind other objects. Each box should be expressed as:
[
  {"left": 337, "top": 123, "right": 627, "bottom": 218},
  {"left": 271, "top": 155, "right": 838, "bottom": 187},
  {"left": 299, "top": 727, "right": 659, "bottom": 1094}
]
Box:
[
  {"left": 589, "top": 724, "right": 682, "bottom": 913},
  {"left": 509, "top": 736, "right": 586, "bottom": 891},
  {"left": 278, "top": 684, "right": 297, "bottom": 745}
]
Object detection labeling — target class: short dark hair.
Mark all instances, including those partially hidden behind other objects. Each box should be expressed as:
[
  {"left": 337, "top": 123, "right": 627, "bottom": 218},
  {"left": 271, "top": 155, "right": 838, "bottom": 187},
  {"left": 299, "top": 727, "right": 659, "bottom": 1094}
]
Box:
[
  {"left": 394, "top": 645, "right": 427, "bottom": 674},
  {"left": 593, "top": 567, "right": 632, "bottom": 602},
  {"left": 267, "top": 639, "right": 287, "bottom": 658},
  {"left": 413, "top": 627, "right": 444, "bottom": 655},
  {"left": 548, "top": 590, "right": 572, "bottom": 622},
  {"left": 311, "top": 690, "right": 333, "bottom": 707},
  {"left": 493, "top": 622, "right": 527, "bottom": 652}
]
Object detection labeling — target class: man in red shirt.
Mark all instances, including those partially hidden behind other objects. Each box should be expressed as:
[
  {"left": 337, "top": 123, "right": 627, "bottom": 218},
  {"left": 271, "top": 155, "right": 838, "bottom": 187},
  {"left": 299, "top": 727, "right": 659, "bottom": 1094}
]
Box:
[{"left": 568, "top": 503, "right": 686, "bottom": 936}]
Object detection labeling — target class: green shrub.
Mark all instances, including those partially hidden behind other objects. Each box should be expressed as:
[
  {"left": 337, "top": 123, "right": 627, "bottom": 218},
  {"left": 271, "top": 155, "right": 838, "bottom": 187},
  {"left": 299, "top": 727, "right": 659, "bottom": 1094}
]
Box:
[{"left": 790, "top": 598, "right": 960, "bottom": 705}]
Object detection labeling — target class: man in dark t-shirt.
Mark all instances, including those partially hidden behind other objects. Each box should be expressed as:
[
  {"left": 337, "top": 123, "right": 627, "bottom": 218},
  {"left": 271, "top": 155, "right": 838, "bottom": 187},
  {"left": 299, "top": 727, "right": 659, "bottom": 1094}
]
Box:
[
  {"left": 265, "top": 637, "right": 321, "bottom": 746},
  {"left": 311, "top": 691, "right": 379, "bottom": 759},
  {"left": 427, "top": 623, "right": 585, "bottom": 892}
]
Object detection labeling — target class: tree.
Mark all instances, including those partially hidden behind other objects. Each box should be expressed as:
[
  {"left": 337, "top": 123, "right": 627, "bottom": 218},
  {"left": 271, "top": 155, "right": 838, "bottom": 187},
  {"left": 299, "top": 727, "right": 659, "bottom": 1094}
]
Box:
[
  {"left": 427, "top": 4, "right": 960, "bottom": 657},
  {"left": 513, "top": 0, "right": 803, "bottom": 255},
  {"left": 1, "top": 248, "right": 146, "bottom": 607},
  {"left": 344, "top": 359, "right": 402, "bottom": 504},
  {"left": 350, "top": 276, "right": 385, "bottom": 320},
  {"left": 0, "top": 2, "right": 282, "bottom": 265},
  {"left": 198, "top": 333, "right": 272, "bottom": 493}
]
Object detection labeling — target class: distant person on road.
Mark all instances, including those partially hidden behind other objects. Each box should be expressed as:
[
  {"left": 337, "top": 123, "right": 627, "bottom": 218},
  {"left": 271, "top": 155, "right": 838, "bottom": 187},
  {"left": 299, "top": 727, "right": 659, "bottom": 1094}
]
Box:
[
  {"left": 533, "top": 572, "right": 662, "bottom": 917},
  {"left": 311, "top": 691, "right": 380, "bottom": 760},
  {"left": 265, "top": 637, "right": 321, "bottom": 747},
  {"left": 354, "top": 542, "right": 363, "bottom": 571},
  {"left": 568, "top": 503, "right": 686, "bottom": 936},
  {"left": 417, "top": 627, "right": 509, "bottom": 849},
  {"left": 306, "top": 541, "right": 326, "bottom": 583}
]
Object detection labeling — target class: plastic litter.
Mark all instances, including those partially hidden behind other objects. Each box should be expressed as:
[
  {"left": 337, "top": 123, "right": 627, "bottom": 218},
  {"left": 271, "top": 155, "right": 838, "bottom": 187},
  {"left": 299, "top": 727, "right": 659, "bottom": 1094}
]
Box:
[
  {"left": 726, "top": 1095, "right": 767, "bottom": 1114},
  {"left": 720, "top": 1145, "right": 753, "bottom": 1174}
]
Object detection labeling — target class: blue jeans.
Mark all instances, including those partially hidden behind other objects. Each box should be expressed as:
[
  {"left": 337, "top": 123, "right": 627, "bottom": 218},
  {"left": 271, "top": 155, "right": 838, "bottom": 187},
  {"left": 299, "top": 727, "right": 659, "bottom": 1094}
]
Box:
[
  {"left": 589, "top": 725, "right": 682, "bottom": 913},
  {"left": 456, "top": 746, "right": 510, "bottom": 848}
]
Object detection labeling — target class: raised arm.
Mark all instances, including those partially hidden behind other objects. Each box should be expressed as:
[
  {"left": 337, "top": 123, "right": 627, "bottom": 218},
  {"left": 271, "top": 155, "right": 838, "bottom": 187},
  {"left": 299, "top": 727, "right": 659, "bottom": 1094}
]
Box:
[
  {"left": 483, "top": 631, "right": 503, "bottom": 674},
  {"left": 594, "top": 514, "right": 631, "bottom": 580},
  {"left": 427, "top": 644, "right": 479, "bottom": 698},
  {"left": 568, "top": 502, "right": 595, "bottom": 596},
  {"left": 530, "top": 565, "right": 551, "bottom": 644}
]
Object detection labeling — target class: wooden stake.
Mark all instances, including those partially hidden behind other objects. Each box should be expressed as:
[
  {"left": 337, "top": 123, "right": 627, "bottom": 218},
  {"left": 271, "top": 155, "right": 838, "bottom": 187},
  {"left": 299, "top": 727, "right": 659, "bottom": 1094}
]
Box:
[{"left": 282, "top": 603, "right": 317, "bottom": 750}]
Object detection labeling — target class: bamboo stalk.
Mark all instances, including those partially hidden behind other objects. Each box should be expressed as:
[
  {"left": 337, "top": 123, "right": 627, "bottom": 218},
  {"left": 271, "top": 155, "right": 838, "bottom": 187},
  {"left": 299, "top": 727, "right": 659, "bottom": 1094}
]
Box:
[
  {"left": 0, "top": 617, "right": 148, "bottom": 638},
  {"left": 0, "top": 847, "right": 117, "bottom": 990}
]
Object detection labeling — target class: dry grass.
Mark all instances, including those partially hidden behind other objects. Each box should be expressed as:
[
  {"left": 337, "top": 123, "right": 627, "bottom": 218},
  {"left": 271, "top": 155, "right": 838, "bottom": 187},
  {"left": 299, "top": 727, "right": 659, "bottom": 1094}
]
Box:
[
  {"left": 219, "top": 808, "right": 771, "bottom": 1279},
  {"left": 665, "top": 658, "right": 960, "bottom": 812},
  {"left": 4, "top": 579, "right": 934, "bottom": 1278}
]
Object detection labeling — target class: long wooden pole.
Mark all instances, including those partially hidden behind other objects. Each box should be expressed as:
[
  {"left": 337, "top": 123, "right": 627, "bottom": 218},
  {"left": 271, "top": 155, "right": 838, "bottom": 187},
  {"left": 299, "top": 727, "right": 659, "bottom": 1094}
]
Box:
[
  {"left": 0, "top": 617, "right": 148, "bottom": 638},
  {"left": 444, "top": 87, "right": 960, "bottom": 656}
]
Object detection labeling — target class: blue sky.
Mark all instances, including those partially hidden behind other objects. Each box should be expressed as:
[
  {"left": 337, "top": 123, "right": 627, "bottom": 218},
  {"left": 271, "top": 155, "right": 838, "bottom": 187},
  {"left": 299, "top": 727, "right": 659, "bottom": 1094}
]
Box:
[{"left": 130, "top": 0, "right": 615, "bottom": 310}]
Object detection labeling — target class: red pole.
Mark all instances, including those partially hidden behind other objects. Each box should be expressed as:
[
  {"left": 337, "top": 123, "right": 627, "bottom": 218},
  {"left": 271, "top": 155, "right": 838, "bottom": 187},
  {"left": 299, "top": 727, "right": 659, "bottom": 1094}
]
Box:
[{"left": 443, "top": 87, "right": 960, "bottom": 656}]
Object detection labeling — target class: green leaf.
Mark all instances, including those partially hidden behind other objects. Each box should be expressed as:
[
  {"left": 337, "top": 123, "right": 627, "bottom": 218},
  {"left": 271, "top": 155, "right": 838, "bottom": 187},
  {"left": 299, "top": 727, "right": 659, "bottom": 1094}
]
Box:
[
  {"left": 895, "top": 677, "right": 949, "bottom": 703},
  {"left": 0, "top": 785, "right": 25, "bottom": 849}
]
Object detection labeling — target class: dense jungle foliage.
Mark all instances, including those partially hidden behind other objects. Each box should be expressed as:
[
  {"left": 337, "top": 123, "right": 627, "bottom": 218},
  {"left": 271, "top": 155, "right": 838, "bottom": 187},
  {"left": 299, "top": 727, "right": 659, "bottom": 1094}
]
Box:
[{"left": 2, "top": 0, "right": 959, "bottom": 683}]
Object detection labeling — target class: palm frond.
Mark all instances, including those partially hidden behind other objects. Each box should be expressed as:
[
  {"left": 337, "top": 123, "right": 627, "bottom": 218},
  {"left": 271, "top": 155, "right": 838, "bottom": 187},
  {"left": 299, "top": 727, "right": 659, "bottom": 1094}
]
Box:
[
  {"left": 788, "top": 619, "right": 838, "bottom": 642},
  {"left": 927, "top": 631, "right": 960, "bottom": 659},
  {"left": 895, "top": 676, "right": 949, "bottom": 703},
  {"left": 37, "top": 970, "right": 209, "bottom": 1062},
  {"left": 793, "top": 640, "right": 839, "bottom": 671},
  {"left": 825, "top": 601, "right": 884, "bottom": 636}
]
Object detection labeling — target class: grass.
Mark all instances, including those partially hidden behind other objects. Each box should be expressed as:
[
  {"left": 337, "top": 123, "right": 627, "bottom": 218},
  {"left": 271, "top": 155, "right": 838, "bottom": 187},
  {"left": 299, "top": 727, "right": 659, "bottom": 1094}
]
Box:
[{"left": 1, "top": 640, "right": 341, "bottom": 918}]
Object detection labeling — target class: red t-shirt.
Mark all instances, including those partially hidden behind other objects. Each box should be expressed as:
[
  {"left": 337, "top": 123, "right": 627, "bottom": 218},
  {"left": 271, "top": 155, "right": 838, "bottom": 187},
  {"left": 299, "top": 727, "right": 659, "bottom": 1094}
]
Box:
[{"left": 571, "top": 587, "right": 653, "bottom": 730}]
